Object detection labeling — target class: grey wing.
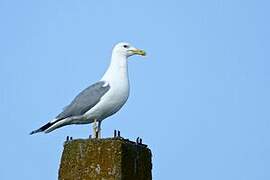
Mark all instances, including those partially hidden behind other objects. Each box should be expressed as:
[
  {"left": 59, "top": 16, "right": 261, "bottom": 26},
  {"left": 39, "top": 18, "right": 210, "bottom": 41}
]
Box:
[{"left": 56, "top": 81, "right": 110, "bottom": 119}]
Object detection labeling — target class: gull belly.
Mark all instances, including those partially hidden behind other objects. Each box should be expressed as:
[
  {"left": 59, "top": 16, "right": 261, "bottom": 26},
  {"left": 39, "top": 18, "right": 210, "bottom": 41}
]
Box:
[{"left": 84, "top": 80, "right": 129, "bottom": 122}]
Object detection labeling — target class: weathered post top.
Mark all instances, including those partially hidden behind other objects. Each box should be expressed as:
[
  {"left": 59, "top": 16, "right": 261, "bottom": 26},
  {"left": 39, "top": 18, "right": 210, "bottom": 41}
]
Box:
[{"left": 58, "top": 136, "right": 152, "bottom": 180}]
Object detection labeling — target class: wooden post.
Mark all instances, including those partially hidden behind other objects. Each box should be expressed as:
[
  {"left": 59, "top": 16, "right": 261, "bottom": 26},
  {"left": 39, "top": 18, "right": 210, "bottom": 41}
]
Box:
[{"left": 58, "top": 138, "right": 152, "bottom": 180}]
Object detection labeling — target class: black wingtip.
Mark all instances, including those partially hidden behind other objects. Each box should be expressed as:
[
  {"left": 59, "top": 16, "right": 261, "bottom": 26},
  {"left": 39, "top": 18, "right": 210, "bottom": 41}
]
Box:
[
  {"left": 29, "top": 129, "right": 39, "bottom": 135},
  {"left": 29, "top": 122, "right": 54, "bottom": 135}
]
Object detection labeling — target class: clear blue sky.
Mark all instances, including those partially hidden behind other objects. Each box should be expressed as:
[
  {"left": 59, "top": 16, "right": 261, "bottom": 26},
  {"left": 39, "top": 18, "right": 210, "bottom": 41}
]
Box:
[{"left": 1, "top": 0, "right": 269, "bottom": 179}]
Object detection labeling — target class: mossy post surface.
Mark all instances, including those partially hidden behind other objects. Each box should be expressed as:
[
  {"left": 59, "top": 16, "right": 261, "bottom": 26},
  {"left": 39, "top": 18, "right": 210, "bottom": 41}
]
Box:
[{"left": 58, "top": 138, "right": 152, "bottom": 180}]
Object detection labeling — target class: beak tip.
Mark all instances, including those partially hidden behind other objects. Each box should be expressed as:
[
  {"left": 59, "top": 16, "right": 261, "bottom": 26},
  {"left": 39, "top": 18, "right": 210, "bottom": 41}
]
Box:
[{"left": 140, "top": 50, "right": 146, "bottom": 56}]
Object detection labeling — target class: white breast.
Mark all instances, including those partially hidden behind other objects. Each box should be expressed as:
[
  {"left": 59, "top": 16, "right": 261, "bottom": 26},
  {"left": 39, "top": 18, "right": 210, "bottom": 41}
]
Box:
[{"left": 85, "top": 80, "right": 129, "bottom": 121}]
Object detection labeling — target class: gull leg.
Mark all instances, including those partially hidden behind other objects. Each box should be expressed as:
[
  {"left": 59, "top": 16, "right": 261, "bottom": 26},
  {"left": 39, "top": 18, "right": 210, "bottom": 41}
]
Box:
[
  {"left": 92, "top": 119, "right": 98, "bottom": 138},
  {"left": 97, "top": 121, "right": 102, "bottom": 138}
]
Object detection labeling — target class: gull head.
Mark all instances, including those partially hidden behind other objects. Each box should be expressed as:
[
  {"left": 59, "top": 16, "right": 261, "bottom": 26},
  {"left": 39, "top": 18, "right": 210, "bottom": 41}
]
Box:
[{"left": 112, "top": 42, "right": 146, "bottom": 58}]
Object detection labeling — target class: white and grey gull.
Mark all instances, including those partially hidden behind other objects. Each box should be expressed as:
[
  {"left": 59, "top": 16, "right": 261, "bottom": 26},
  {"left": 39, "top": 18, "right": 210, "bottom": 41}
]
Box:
[{"left": 30, "top": 42, "right": 146, "bottom": 138}]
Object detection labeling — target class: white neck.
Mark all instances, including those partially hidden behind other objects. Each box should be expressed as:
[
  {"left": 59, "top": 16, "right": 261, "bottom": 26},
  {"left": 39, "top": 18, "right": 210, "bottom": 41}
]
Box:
[{"left": 101, "top": 52, "right": 129, "bottom": 83}]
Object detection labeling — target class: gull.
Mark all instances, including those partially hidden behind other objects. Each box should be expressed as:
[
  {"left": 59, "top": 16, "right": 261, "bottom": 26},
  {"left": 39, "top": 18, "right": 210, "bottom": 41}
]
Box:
[{"left": 30, "top": 42, "right": 146, "bottom": 138}]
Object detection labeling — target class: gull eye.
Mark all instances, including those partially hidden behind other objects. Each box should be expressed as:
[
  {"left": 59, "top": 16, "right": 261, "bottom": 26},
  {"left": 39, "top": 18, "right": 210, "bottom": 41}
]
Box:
[{"left": 123, "top": 45, "right": 129, "bottom": 48}]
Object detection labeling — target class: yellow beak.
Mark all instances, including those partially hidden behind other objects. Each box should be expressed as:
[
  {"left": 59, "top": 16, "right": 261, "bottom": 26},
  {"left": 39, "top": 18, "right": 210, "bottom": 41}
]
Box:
[{"left": 131, "top": 49, "right": 146, "bottom": 56}]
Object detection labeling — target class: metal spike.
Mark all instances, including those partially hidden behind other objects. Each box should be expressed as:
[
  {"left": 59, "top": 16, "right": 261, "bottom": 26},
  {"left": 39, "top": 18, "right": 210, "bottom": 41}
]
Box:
[
  {"left": 136, "top": 137, "right": 139, "bottom": 144},
  {"left": 114, "top": 130, "right": 117, "bottom": 137}
]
